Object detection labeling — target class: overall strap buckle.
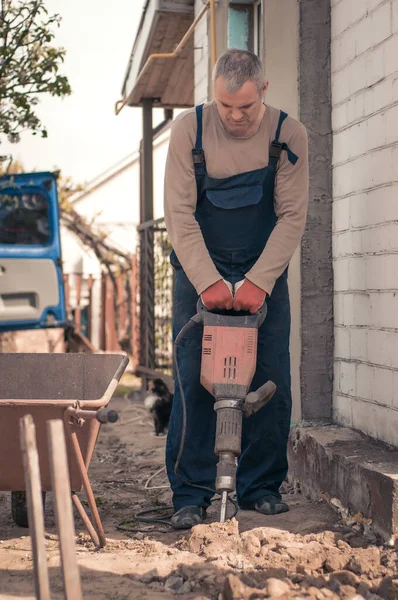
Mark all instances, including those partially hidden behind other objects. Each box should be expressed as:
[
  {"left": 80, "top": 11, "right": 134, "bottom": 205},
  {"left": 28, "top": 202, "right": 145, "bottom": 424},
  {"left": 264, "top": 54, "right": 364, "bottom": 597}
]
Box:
[
  {"left": 192, "top": 148, "right": 205, "bottom": 164},
  {"left": 269, "top": 141, "right": 283, "bottom": 160}
]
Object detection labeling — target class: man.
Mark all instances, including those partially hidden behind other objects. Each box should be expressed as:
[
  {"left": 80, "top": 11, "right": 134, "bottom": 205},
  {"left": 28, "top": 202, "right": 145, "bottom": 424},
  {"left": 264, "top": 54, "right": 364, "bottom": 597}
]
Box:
[{"left": 164, "top": 49, "right": 308, "bottom": 529}]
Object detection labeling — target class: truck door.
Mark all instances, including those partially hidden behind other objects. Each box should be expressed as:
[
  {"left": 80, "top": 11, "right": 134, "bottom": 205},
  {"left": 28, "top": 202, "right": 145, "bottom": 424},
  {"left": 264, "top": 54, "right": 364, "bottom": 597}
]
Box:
[{"left": 0, "top": 171, "right": 66, "bottom": 331}]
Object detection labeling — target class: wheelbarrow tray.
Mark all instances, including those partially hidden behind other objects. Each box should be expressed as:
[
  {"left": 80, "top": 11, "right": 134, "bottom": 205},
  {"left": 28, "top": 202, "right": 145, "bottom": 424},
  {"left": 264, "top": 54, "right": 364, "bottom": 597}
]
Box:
[{"left": 0, "top": 353, "right": 129, "bottom": 492}]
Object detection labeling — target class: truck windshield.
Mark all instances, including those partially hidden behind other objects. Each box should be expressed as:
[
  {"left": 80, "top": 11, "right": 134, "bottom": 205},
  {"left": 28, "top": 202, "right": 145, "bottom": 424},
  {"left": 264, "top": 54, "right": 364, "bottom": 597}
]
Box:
[{"left": 0, "top": 191, "right": 50, "bottom": 246}]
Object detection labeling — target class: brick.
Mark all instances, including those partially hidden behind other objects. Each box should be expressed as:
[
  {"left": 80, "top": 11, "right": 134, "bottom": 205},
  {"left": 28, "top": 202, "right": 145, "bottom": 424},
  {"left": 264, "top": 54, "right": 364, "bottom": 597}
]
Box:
[
  {"left": 350, "top": 327, "right": 368, "bottom": 361},
  {"left": 332, "top": 231, "right": 351, "bottom": 258},
  {"left": 384, "top": 253, "right": 398, "bottom": 288},
  {"left": 346, "top": 96, "right": 357, "bottom": 125},
  {"left": 393, "top": 0, "right": 398, "bottom": 33},
  {"left": 385, "top": 103, "right": 398, "bottom": 145},
  {"left": 350, "top": 185, "right": 398, "bottom": 228},
  {"left": 372, "top": 77, "right": 394, "bottom": 113},
  {"left": 347, "top": 53, "right": 369, "bottom": 97},
  {"left": 331, "top": 31, "right": 355, "bottom": 72},
  {"left": 332, "top": 103, "right": 348, "bottom": 129},
  {"left": 371, "top": 292, "right": 398, "bottom": 329},
  {"left": 348, "top": 256, "right": 366, "bottom": 289},
  {"left": 333, "top": 257, "right": 350, "bottom": 291},
  {"left": 338, "top": 359, "right": 356, "bottom": 394},
  {"left": 334, "top": 145, "right": 396, "bottom": 198},
  {"left": 392, "top": 370, "right": 398, "bottom": 408},
  {"left": 365, "top": 110, "right": 386, "bottom": 152},
  {"left": 342, "top": 292, "right": 354, "bottom": 324},
  {"left": 331, "top": 0, "right": 367, "bottom": 39},
  {"left": 356, "top": 361, "right": 373, "bottom": 400},
  {"left": 332, "top": 127, "right": 351, "bottom": 165},
  {"left": 351, "top": 398, "right": 398, "bottom": 445},
  {"left": 333, "top": 393, "right": 353, "bottom": 426},
  {"left": 368, "top": 329, "right": 398, "bottom": 368},
  {"left": 366, "top": 0, "right": 389, "bottom": 12},
  {"left": 334, "top": 292, "right": 345, "bottom": 325},
  {"left": 333, "top": 198, "right": 350, "bottom": 232},
  {"left": 361, "top": 223, "right": 398, "bottom": 254},
  {"left": 332, "top": 64, "right": 352, "bottom": 106},
  {"left": 365, "top": 42, "right": 386, "bottom": 87},
  {"left": 354, "top": 2, "right": 391, "bottom": 57},
  {"left": 384, "top": 35, "right": 398, "bottom": 79},
  {"left": 372, "top": 364, "right": 394, "bottom": 406},
  {"left": 366, "top": 255, "right": 386, "bottom": 289},
  {"left": 335, "top": 326, "right": 351, "bottom": 359},
  {"left": 353, "top": 292, "right": 370, "bottom": 326}
]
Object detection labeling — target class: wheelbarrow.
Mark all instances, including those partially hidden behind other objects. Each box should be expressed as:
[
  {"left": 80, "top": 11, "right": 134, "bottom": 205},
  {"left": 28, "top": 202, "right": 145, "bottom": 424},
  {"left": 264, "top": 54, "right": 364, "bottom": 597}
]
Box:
[{"left": 0, "top": 352, "right": 129, "bottom": 548}]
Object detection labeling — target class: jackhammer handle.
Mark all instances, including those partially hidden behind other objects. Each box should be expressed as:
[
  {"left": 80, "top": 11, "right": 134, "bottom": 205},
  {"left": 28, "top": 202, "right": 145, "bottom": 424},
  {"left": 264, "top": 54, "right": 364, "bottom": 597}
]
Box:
[
  {"left": 96, "top": 408, "right": 119, "bottom": 424},
  {"left": 245, "top": 381, "right": 277, "bottom": 417},
  {"left": 196, "top": 298, "right": 267, "bottom": 327}
]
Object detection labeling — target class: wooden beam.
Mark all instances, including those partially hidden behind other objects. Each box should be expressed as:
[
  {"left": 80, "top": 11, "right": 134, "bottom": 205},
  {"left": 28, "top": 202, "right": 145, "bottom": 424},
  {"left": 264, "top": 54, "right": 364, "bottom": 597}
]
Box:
[
  {"left": 20, "top": 415, "right": 51, "bottom": 600},
  {"left": 47, "top": 420, "right": 83, "bottom": 600}
]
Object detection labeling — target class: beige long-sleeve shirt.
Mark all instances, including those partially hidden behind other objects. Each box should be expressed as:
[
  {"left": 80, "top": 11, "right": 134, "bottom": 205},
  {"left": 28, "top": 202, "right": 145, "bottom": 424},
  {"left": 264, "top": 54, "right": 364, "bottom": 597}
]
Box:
[{"left": 164, "top": 101, "right": 309, "bottom": 296}]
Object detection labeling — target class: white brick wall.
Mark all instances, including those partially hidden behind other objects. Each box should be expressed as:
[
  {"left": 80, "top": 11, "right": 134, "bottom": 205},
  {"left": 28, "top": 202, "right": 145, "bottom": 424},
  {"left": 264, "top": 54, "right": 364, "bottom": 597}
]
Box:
[{"left": 332, "top": 0, "right": 398, "bottom": 445}]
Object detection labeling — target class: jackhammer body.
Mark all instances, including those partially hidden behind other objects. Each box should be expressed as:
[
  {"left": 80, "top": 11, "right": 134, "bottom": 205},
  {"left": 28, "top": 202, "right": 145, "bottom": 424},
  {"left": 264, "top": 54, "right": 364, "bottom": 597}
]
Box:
[{"left": 197, "top": 301, "right": 277, "bottom": 521}]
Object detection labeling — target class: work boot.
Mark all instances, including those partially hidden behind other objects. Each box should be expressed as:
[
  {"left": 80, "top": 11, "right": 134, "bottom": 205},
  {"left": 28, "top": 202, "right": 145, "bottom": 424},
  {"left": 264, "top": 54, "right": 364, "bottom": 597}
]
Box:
[
  {"left": 171, "top": 506, "right": 206, "bottom": 529},
  {"left": 255, "top": 495, "right": 289, "bottom": 515}
]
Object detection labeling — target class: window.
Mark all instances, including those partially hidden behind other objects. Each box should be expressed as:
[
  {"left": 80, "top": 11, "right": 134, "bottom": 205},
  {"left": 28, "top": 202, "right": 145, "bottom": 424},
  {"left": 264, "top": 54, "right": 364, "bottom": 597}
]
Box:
[
  {"left": 0, "top": 191, "right": 50, "bottom": 245},
  {"left": 228, "top": 1, "right": 262, "bottom": 56}
]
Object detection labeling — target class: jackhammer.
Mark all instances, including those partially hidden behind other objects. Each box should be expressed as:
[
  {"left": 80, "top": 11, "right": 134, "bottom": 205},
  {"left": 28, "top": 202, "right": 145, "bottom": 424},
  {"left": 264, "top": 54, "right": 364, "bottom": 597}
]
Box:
[{"left": 175, "top": 300, "right": 276, "bottom": 522}]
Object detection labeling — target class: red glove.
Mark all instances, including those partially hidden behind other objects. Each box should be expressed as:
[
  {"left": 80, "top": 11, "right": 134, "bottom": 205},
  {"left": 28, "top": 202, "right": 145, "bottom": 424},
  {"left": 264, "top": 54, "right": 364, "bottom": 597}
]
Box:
[
  {"left": 233, "top": 279, "right": 266, "bottom": 314},
  {"left": 201, "top": 279, "right": 233, "bottom": 311}
]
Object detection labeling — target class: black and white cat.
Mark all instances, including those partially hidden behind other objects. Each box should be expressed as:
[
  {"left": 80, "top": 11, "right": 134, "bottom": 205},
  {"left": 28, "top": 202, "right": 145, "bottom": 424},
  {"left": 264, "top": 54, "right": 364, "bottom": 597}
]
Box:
[{"left": 144, "top": 378, "right": 173, "bottom": 436}]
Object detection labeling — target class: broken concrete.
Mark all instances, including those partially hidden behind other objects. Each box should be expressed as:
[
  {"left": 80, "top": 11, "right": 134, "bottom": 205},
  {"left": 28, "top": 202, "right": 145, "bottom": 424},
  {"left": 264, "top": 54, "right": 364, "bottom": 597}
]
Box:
[{"left": 288, "top": 425, "right": 398, "bottom": 542}]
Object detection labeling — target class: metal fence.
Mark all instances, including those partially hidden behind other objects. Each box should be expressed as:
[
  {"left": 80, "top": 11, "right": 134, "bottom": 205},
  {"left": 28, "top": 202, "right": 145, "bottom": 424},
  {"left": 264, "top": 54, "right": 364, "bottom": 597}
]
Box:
[{"left": 136, "top": 218, "right": 174, "bottom": 375}]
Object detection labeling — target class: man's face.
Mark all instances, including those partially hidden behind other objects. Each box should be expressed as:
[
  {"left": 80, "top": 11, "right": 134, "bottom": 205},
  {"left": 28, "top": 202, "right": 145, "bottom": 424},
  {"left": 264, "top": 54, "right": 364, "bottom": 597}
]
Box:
[{"left": 214, "top": 76, "right": 268, "bottom": 137}]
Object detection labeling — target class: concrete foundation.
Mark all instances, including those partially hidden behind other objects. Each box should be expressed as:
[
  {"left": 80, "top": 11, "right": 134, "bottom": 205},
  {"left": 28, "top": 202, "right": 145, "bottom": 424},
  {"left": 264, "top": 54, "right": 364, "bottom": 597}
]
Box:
[{"left": 288, "top": 425, "right": 398, "bottom": 542}]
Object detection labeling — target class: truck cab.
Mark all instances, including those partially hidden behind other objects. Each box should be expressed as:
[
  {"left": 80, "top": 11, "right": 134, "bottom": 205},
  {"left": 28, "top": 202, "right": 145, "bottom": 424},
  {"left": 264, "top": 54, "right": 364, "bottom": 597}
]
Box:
[{"left": 0, "top": 171, "right": 66, "bottom": 331}]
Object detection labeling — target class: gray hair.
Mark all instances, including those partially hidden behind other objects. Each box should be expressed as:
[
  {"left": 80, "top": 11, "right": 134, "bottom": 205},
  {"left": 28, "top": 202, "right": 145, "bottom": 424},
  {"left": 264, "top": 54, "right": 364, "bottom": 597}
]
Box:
[{"left": 212, "top": 49, "right": 264, "bottom": 94}]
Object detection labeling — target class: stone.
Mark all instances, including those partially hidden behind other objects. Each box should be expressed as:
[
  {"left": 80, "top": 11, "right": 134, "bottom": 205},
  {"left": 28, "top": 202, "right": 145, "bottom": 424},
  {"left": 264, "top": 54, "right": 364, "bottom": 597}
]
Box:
[
  {"left": 222, "top": 575, "right": 266, "bottom": 600},
  {"left": 242, "top": 532, "right": 261, "bottom": 557},
  {"left": 266, "top": 578, "right": 290, "bottom": 597},
  {"left": 378, "top": 576, "right": 398, "bottom": 600},
  {"left": 339, "top": 585, "right": 358, "bottom": 599},
  {"left": 348, "top": 548, "right": 381, "bottom": 575},
  {"left": 307, "top": 586, "right": 324, "bottom": 599},
  {"left": 189, "top": 520, "right": 242, "bottom": 558},
  {"left": 177, "top": 581, "right": 193, "bottom": 594},
  {"left": 329, "top": 570, "right": 360, "bottom": 587},
  {"left": 356, "top": 582, "right": 371, "bottom": 596},
  {"left": 165, "top": 575, "right": 184, "bottom": 591},
  {"left": 223, "top": 575, "right": 248, "bottom": 600},
  {"left": 139, "top": 570, "right": 160, "bottom": 584},
  {"left": 324, "top": 550, "right": 348, "bottom": 572}
]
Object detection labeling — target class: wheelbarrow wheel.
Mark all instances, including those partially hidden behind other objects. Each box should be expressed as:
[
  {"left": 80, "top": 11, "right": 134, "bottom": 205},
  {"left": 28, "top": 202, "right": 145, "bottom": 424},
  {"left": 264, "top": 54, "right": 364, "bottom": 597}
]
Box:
[{"left": 11, "top": 491, "right": 46, "bottom": 528}]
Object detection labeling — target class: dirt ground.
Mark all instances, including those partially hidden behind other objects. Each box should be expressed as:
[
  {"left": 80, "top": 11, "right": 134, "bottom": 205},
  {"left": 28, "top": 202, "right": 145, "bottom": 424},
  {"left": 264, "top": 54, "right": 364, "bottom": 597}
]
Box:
[{"left": 0, "top": 391, "right": 397, "bottom": 600}]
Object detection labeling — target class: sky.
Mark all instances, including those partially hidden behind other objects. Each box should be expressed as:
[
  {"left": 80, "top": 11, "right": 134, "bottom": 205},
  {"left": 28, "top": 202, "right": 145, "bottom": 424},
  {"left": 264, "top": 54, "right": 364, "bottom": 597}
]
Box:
[{"left": 1, "top": 0, "right": 165, "bottom": 185}]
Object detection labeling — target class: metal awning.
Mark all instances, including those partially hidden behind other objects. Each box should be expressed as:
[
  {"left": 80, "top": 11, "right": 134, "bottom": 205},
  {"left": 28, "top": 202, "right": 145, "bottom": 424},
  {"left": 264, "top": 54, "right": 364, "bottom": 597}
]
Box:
[{"left": 121, "top": 0, "right": 195, "bottom": 109}]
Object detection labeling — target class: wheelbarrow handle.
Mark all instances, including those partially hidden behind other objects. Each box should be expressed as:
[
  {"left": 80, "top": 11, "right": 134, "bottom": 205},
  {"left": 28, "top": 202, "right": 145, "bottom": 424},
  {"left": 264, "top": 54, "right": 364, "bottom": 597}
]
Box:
[{"left": 96, "top": 408, "right": 119, "bottom": 424}]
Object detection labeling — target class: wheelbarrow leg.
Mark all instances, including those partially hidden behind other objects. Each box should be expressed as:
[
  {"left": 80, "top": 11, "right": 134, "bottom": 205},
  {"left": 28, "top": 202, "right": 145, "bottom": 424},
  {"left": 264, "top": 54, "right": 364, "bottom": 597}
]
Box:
[
  {"left": 20, "top": 415, "right": 51, "bottom": 600},
  {"left": 47, "top": 420, "right": 83, "bottom": 600},
  {"left": 71, "top": 493, "right": 100, "bottom": 548},
  {"left": 68, "top": 430, "right": 106, "bottom": 548}
]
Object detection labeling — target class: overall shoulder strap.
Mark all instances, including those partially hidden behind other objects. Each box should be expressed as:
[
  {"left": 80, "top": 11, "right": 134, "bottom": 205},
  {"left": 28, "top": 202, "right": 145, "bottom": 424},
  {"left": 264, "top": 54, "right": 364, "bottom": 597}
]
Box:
[
  {"left": 192, "top": 104, "right": 206, "bottom": 177},
  {"left": 268, "top": 110, "right": 299, "bottom": 171}
]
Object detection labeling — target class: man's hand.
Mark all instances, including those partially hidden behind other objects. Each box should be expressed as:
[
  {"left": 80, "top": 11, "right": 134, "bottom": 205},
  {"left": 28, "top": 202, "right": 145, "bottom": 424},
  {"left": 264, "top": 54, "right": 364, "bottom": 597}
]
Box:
[
  {"left": 233, "top": 279, "right": 267, "bottom": 314},
  {"left": 201, "top": 279, "right": 233, "bottom": 311}
]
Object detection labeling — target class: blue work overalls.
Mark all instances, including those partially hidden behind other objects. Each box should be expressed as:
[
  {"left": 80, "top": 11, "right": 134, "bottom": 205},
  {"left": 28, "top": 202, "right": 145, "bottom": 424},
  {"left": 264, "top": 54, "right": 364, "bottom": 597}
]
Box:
[{"left": 166, "top": 105, "right": 295, "bottom": 511}]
